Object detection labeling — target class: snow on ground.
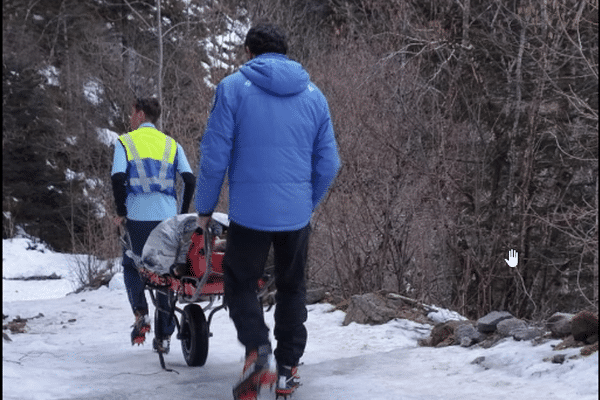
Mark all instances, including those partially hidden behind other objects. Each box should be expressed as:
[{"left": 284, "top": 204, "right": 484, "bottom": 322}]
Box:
[{"left": 2, "top": 237, "right": 598, "bottom": 400}]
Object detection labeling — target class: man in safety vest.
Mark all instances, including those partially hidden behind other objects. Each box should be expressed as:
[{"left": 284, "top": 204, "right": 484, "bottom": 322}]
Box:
[{"left": 111, "top": 97, "right": 195, "bottom": 353}]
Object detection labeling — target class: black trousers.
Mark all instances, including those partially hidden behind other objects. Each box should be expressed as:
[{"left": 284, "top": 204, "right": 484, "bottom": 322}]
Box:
[{"left": 223, "top": 221, "right": 310, "bottom": 368}]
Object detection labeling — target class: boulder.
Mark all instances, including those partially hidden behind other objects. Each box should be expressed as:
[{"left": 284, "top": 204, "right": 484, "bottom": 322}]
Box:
[
  {"left": 546, "top": 312, "right": 575, "bottom": 338},
  {"left": 306, "top": 287, "right": 327, "bottom": 305},
  {"left": 496, "top": 318, "right": 528, "bottom": 336},
  {"left": 425, "top": 320, "right": 472, "bottom": 347},
  {"left": 342, "top": 293, "right": 397, "bottom": 326},
  {"left": 571, "top": 310, "right": 599, "bottom": 343},
  {"left": 478, "top": 333, "right": 506, "bottom": 349},
  {"left": 493, "top": 318, "right": 543, "bottom": 341},
  {"left": 455, "top": 323, "right": 487, "bottom": 347},
  {"left": 477, "top": 311, "right": 514, "bottom": 333},
  {"left": 512, "top": 327, "right": 545, "bottom": 341}
]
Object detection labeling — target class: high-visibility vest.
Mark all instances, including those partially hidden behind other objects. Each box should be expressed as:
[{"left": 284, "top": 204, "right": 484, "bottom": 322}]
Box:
[{"left": 118, "top": 126, "right": 177, "bottom": 197}]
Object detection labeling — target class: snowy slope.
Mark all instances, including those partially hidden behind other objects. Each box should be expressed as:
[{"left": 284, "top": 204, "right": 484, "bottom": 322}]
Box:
[{"left": 2, "top": 238, "right": 598, "bottom": 400}]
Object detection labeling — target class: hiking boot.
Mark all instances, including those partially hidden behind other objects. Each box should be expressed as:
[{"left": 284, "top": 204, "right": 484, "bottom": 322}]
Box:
[
  {"left": 276, "top": 365, "right": 300, "bottom": 399},
  {"left": 153, "top": 336, "right": 171, "bottom": 354},
  {"left": 131, "top": 311, "right": 151, "bottom": 345},
  {"left": 233, "top": 345, "right": 277, "bottom": 399}
]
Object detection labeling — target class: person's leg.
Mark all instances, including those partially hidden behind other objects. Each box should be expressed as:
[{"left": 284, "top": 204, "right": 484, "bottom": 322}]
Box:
[
  {"left": 155, "top": 291, "right": 175, "bottom": 336},
  {"left": 272, "top": 224, "right": 310, "bottom": 369},
  {"left": 122, "top": 219, "right": 156, "bottom": 315},
  {"left": 123, "top": 220, "right": 167, "bottom": 344},
  {"left": 223, "top": 221, "right": 272, "bottom": 351}
]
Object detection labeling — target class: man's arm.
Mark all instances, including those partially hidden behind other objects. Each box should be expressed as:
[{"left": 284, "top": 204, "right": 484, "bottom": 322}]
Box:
[
  {"left": 111, "top": 141, "right": 128, "bottom": 217},
  {"left": 173, "top": 144, "right": 196, "bottom": 214},
  {"left": 180, "top": 172, "right": 195, "bottom": 214},
  {"left": 111, "top": 173, "right": 128, "bottom": 216},
  {"left": 195, "top": 82, "right": 235, "bottom": 216},
  {"left": 311, "top": 101, "right": 341, "bottom": 210}
]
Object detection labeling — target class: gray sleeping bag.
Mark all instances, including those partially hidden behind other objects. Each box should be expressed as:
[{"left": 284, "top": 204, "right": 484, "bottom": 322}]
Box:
[
  {"left": 141, "top": 214, "right": 198, "bottom": 275},
  {"left": 141, "top": 212, "right": 229, "bottom": 275}
]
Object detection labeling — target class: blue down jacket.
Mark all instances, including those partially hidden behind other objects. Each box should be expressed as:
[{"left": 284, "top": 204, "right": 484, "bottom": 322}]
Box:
[{"left": 195, "top": 53, "right": 340, "bottom": 231}]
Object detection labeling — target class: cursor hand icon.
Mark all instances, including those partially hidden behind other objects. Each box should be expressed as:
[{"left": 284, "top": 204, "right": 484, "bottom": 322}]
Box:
[{"left": 505, "top": 250, "right": 518, "bottom": 268}]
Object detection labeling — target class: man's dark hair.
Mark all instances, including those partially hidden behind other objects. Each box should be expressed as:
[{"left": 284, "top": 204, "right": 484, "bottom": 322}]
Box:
[
  {"left": 134, "top": 97, "right": 161, "bottom": 124},
  {"left": 244, "top": 23, "right": 287, "bottom": 56}
]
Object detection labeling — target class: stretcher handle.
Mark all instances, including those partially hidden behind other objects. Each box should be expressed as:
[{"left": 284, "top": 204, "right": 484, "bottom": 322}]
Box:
[
  {"left": 188, "top": 221, "right": 215, "bottom": 303},
  {"left": 117, "top": 218, "right": 138, "bottom": 262}
]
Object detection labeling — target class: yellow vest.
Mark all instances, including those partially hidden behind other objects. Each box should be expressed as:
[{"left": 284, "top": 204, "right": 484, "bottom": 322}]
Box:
[{"left": 118, "top": 126, "right": 177, "bottom": 196}]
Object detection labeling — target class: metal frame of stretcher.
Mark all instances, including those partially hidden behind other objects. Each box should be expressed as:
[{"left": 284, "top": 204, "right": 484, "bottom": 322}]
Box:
[
  {"left": 119, "top": 219, "right": 274, "bottom": 373},
  {"left": 120, "top": 221, "right": 226, "bottom": 372}
]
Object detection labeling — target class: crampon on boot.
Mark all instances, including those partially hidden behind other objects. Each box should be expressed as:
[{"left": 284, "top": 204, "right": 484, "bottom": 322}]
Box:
[
  {"left": 232, "top": 345, "right": 277, "bottom": 400},
  {"left": 131, "top": 311, "right": 151, "bottom": 345},
  {"left": 152, "top": 336, "right": 171, "bottom": 354},
  {"left": 275, "top": 365, "right": 300, "bottom": 399}
]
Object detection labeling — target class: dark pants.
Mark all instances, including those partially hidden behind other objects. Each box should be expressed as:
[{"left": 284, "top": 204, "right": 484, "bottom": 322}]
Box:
[
  {"left": 223, "top": 221, "right": 310, "bottom": 368},
  {"left": 122, "top": 219, "right": 175, "bottom": 338}
]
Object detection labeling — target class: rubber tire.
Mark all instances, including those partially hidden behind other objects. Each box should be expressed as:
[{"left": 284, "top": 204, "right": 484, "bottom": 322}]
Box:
[{"left": 180, "top": 303, "right": 209, "bottom": 366}]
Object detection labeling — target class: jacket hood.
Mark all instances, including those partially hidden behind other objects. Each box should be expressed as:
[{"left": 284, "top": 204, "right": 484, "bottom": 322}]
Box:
[{"left": 240, "top": 53, "right": 309, "bottom": 96}]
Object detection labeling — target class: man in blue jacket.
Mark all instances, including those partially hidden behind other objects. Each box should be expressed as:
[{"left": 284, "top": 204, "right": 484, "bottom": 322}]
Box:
[{"left": 196, "top": 23, "right": 340, "bottom": 399}]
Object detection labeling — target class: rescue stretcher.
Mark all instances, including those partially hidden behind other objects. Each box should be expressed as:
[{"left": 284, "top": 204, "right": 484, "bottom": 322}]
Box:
[{"left": 119, "top": 213, "right": 274, "bottom": 372}]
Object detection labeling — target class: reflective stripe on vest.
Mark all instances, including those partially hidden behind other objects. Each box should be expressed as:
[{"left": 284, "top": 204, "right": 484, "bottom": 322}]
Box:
[{"left": 119, "top": 129, "right": 177, "bottom": 196}]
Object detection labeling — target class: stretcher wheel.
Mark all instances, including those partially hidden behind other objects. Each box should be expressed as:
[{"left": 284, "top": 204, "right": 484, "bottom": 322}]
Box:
[{"left": 180, "top": 304, "right": 209, "bottom": 366}]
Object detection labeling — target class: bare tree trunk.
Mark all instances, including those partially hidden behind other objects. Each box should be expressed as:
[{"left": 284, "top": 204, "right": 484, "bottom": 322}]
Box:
[
  {"left": 157, "top": 0, "right": 163, "bottom": 130},
  {"left": 121, "top": 0, "right": 131, "bottom": 94},
  {"left": 59, "top": 0, "right": 76, "bottom": 253},
  {"left": 595, "top": 178, "right": 599, "bottom": 306}
]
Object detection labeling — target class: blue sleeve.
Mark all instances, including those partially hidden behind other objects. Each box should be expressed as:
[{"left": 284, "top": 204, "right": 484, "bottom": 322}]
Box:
[
  {"left": 111, "top": 140, "right": 127, "bottom": 175},
  {"left": 195, "top": 82, "right": 235, "bottom": 214},
  {"left": 175, "top": 144, "right": 193, "bottom": 174},
  {"left": 311, "top": 99, "right": 341, "bottom": 209}
]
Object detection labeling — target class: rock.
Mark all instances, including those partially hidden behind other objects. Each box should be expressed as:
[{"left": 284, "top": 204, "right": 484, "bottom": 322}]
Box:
[
  {"left": 471, "top": 356, "right": 486, "bottom": 365},
  {"left": 427, "top": 320, "right": 471, "bottom": 347},
  {"left": 554, "top": 335, "right": 581, "bottom": 350},
  {"left": 342, "top": 293, "right": 397, "bottom": 326},
  {"left": 455, "top": 323, "right": 487, "bottom": 347},
  {"left": 581, "top": 342, "right": 598, "bottom": 356},
  {"left": 477, "top": 311, "right": 514, "bottom": 333},
  {"left": 551, "top": 354, "right": 566, "bottom": 364},
  {"left": 436, "top": 336, "right": 456, "bottom": 348},
  {"left": 512, "top": 327, "right": 544, "bottom": 341},
  {"left": 546, "top": 312, "right": 575, "bottom": 338},
  {"left": 428, "top": 321, "right": 456, "bottom": 347},
  {"left": 494, "top": 318, "right": 545, "bottom": 341},
  {"left": 531, "top": 335, "right": 552, "bottom": 346},
  {"left": 306, "top": 287, "right": 327, "bottom": 305},
  {"left": 496, "top": 318, "right": 527, "bottom": 336},
  {"left": 570, "top": 310, "right": 598, "bottom": 343},
  {"left": 478, "top": 333, "right": 506, "bottom": 349},
  {"left": 3, "top": 318, "right": 27, "bottom": 334}
]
